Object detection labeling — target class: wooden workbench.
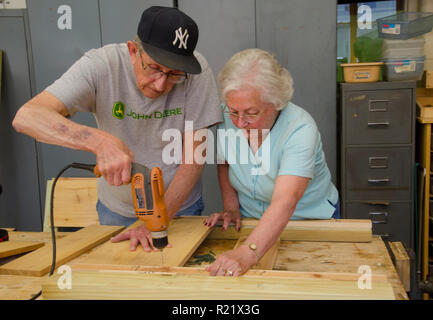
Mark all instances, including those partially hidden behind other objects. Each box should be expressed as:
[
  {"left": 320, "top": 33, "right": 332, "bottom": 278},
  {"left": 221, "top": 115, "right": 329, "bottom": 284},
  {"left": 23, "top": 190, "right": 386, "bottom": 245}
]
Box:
[{"left": 0, "top": 225, "right": 408, "bottom": 300}]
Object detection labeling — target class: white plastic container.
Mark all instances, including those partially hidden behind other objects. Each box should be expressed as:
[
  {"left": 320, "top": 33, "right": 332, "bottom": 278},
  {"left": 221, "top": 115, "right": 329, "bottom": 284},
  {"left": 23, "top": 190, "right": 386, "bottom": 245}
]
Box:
[
  {"left": 382, "top": 38, "right": 425, "bottom": 59},
  {"left": 381, "top": 56, "right": 425, "bottom": 81},
  {"left": 377, "top": 12, "right": 433, "bottom": 39}
]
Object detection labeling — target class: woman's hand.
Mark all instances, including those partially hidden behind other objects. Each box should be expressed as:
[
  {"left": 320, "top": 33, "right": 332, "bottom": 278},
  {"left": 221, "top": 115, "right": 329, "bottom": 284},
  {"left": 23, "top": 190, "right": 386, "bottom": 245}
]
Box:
[
  {"left": 206, "top": 245, "right": 258, "bottom": 276},
  {"left": 203, "top": 209, "right": 242, "bottom": 231}
]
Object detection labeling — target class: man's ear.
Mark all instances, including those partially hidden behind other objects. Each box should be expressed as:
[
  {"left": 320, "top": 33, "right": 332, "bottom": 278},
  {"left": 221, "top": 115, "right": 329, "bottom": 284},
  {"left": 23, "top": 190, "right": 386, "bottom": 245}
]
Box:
[{"left": 126, "top": 40, "right": 139, "bottom": 64}]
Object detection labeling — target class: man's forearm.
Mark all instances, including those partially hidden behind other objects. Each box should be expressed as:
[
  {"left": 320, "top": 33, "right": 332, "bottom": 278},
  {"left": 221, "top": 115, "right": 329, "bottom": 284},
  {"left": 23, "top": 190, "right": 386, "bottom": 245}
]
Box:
[
  {"left": 165, "top": 163, "right": 205, "bottom": 220},
  {"left": 13, "top": 100, "right": 103, "bottom": 154}
]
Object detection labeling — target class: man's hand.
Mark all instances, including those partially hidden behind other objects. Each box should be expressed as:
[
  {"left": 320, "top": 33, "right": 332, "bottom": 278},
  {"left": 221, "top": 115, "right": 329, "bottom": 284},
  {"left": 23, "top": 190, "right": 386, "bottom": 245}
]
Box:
[
  {"left": 110, "top": 224, "right": 171, "bottom": 252},
  {"left": 203, "top": 209, "right": 242, "bottom": 232},
  {"left": 95, "top": 134, "right": 135, "bottom": 186}
]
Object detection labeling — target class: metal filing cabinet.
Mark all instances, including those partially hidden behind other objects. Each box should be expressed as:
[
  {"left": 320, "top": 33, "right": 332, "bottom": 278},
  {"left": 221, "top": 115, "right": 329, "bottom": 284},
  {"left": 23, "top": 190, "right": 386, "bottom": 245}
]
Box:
[
  {"left": 0, "top": 10, "right": 42, "bottom": 230},
  {"left": 340, "top": 81, "right": 416, "bottom": 249}
]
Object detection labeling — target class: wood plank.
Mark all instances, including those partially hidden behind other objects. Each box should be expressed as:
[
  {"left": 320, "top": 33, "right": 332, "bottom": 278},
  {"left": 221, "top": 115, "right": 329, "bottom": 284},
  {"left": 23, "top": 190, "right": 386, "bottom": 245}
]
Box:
[
  {"left": 8, "top": 231, "right": 70, "bottom": 243},
  {"left": 234, "top": 236, "right": 279, "bottom": 270},
  {"left": 389, "top": 242, "right": 411, "bottom": 292},
  {"left": 0, "top": 275, "right": 46, "bottom": 300},
  {"left": 427, "top": 70, "right": 433, "bottom": 89},
  {"left": 48, "top": 177, "right": 99, "bottom": 228},
  {"left": 420, "top": 123, "right": 432, "bottom": 288},
  {"left": 78, "top": 217, "right": 211, "bottom": 267},
  {"left": 71, "top": 264, "right": 390, "bottom": 282},
  {"left": 42, "top": 269, "right": 395, "bottom": 300},
  {"left": 419, "top": 70, "right": 433, "bottom": 89},
  {"left": 416, "top": 96, "right": 433, "bottom": 123},
  {"left": 0, "top": 241, "right": 44, "bottom": 259},
  {"left": 0, "top": 225, "right": 124, "bottom": 276},
  {"left": 42, "top": 179, "right": 53, "bottom": 232},
  {"left": 416, "top": 88, "right": 433, "bottom": 99},
  {"left": 273, "top": 236, "right": 408, "bottom": 300},
  {"left": 208, "top": 219, "right": 372, "bottom": 242}
]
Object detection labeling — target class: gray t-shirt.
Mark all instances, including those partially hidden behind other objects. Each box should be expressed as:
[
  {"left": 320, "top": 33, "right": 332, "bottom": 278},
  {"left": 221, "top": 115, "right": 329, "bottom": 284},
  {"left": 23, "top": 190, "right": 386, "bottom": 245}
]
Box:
[{"left": 46, "top": 43, "right": 222, "bottom": 218}]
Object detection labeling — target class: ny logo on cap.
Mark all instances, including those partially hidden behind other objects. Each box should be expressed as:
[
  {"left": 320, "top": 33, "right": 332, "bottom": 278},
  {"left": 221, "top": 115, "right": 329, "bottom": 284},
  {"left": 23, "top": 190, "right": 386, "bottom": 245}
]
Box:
[{"left": 173, "top": 27, "right": 189, "bottom": 49}]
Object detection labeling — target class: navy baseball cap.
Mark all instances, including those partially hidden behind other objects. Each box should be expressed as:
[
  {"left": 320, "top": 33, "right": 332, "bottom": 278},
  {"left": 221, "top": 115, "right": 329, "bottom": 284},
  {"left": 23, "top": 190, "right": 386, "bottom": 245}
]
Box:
[{"left": 137, "top": 6, "right": 201, "bottom": 74}]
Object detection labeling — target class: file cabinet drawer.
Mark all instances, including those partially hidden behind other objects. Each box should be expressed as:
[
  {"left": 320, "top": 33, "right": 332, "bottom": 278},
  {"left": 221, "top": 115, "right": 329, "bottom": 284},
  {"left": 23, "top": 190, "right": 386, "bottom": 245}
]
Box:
[
  {"left": 345, "top": 147, "right": 412, "bottom": 200},
  {"left": 346, "top": 202, "right": 411, "bottom": 247},
  {"left": 343, "top": 89, "right": 412, "bottom": 145}
]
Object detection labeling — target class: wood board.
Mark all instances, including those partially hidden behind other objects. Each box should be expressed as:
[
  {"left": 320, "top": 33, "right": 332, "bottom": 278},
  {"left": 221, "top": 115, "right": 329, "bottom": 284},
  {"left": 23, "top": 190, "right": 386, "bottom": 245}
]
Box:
[
  {"left": 0, "top": 275, "right": 47, "bottom": 300},
  {"left": 8, "top": 231, "right": 70, "bottom": 243},
  {"left": 77, "top": 217, "right": 212, "bottom": 267},
  {"left": 42, "top": 268, "right": 395, "bottom": 300},
  {"left": 273, "top": 237, "right": 408, "bottom": 300},
  {"left": 71, "top": 237, "right": 407, "bottom": 300},
  {"left": 44, "top": 177, "right": 99, "bottom": 230},
  {"left": 234, "top": 236, "right": 280, "bottom": 270},
  {"left": 0, "top": 241, "right": 44, "bottom": 259},
  {"left": 389, "top": 242, "right": 410, "bottom": 292},
  {"left": 0, "top": 225, "right": 124, "bottom": 276},
  {"left": 208, "top": 218, "right": 372, "bottom": 242}
]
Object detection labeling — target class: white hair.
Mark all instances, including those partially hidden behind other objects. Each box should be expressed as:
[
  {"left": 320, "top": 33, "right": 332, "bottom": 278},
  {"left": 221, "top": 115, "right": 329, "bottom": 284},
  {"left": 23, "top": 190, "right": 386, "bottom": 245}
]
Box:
[{"left": 218, "top": 48, "right": 294, "bottom": 110}]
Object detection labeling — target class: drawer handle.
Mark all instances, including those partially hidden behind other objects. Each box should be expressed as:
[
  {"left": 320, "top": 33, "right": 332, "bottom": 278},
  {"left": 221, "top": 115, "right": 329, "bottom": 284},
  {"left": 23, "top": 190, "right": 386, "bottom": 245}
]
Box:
[
  {"left": 369, "top": 156, "right": 388, "bottom": 169},
  {"left": 369, "top": 99, "right": 390, "bottom": 112},
  {"left": 367, "top": 122, "right": 390, "bottom": 127},
  {"left": 365, "top": 201, "right": 390, "bottom": 206},
  {"left": 368, "top": 178, "right": 390, "bottom": 183},
  {"left": 369, "top": 211, "right": 388, "bottom": 224}
]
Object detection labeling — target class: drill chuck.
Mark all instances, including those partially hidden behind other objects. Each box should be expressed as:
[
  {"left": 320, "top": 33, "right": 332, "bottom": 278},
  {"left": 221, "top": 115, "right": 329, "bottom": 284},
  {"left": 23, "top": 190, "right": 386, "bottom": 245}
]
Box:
[{"left": 152, "top": 231, "right": 168, "bottom": 249}]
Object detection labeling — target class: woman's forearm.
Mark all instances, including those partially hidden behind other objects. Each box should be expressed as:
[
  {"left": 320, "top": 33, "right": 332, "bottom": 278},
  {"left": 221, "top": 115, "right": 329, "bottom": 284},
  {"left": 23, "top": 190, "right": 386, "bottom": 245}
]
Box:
[
  {"left": 217, "top": 163, "right": 240, "bottom": 211},
  {"left": 243, "top": 175, "right": 309, "bottom": 261}
]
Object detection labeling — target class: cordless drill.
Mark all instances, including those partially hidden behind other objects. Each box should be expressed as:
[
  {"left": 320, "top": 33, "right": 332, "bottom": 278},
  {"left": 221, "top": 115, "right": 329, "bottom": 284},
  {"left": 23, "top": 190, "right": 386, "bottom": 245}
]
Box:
[
  {"left": 79, "top": 163, "right": 169, "bottom": 249},
  {"left": 130, "top": 166, "right": 169, "bottom": 249}
]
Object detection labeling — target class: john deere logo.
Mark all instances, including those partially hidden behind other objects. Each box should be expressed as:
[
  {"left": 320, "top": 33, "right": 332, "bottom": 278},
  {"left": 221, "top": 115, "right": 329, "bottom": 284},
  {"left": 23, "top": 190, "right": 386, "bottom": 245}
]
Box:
[{"left": 112, "top": 101, "right": 125, "bottom": 119}]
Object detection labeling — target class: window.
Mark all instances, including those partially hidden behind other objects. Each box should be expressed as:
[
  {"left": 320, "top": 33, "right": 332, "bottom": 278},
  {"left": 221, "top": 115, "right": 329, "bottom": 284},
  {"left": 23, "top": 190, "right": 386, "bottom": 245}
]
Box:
[{"left": 337, "top": 1, "right": 398, "bottom": 62}]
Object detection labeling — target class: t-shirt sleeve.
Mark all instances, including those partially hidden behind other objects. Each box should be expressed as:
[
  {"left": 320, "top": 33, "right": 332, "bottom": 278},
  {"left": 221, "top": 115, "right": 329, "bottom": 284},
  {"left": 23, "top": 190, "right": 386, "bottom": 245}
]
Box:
[
  {"left": 184, "top": 52, "right": 223, "bottom": 131},
  {"left": 278, "top": 123, "right": 319, "bottom": 179},
  {"left": 45, "top": 49, "right": 103, "bottom": 116}
]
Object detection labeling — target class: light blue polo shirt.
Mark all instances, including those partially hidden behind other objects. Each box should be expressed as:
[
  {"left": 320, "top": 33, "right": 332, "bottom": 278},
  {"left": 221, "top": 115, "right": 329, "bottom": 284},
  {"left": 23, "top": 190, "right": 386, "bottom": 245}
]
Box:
[{"left": 216, "top": 102, "right": 339, "bottom": 220}]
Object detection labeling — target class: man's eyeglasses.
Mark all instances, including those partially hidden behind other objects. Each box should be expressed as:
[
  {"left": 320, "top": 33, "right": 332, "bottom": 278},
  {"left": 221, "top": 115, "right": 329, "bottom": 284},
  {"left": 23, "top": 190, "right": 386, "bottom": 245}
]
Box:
[
  {"left": 222, "top": 105, "right": 265, "bottom": 123},
  {"left": 138, "top": 50, "right": 187, "bottom": 84}
]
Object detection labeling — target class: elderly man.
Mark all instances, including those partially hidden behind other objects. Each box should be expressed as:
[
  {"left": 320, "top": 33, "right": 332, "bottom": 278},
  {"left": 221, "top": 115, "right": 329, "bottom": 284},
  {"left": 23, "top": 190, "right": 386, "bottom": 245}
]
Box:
[{"left": 13, "top": 6, "right": 222, "bottom": 251}]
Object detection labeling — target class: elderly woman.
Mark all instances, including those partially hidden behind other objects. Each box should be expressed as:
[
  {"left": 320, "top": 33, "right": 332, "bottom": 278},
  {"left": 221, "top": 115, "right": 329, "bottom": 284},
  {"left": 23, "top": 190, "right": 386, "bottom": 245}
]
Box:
[{"left": 204, "top": 48, "right": 339, "bottom": 276}]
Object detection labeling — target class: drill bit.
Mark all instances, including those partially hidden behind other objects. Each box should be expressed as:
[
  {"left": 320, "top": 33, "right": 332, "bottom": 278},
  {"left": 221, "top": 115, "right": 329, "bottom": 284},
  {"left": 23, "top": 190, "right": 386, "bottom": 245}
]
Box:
[{"left": 160, "top": 249, "right": 165, "bottom": 265}]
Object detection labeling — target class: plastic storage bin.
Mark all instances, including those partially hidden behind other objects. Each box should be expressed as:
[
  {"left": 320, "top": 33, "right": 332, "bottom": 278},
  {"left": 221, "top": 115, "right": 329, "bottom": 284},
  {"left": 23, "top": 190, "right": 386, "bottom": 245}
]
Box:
[
  {"left": 377, "top": 12, "right": 433, "bottom": 39},
  {"left": 381, "top": 56, "right": 425, "bottom": 81},
  {"left": 382, "top": 38, "right": 425, "bottom": 59},
  {"left": 341, "top": 62, "right": 383, "bottom": 83}
]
